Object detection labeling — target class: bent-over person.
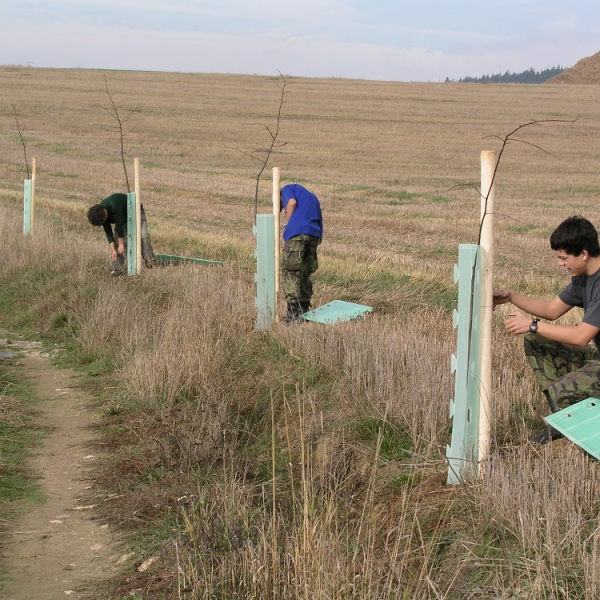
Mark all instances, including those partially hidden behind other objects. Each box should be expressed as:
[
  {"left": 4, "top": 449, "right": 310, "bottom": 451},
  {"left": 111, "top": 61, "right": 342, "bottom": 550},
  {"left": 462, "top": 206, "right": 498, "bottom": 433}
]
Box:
[
  {"left": 280, "top": 184, "right": 323, "bottom": 323},
  {"left": 87, "top": 193, "right": 157, "bottom": 276}
]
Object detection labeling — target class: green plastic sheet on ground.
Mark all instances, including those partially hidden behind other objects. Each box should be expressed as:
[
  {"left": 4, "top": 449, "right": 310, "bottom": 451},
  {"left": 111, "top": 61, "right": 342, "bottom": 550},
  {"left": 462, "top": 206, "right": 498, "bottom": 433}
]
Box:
[
  {"left": 545, "top": 397, "right": 600, "bottom": 460},
  {"left": 155, "top": 254, "right": 224, "bottom": 266},
  {"left": 300, "top": 300, "right": 372, "bottom": 324}
]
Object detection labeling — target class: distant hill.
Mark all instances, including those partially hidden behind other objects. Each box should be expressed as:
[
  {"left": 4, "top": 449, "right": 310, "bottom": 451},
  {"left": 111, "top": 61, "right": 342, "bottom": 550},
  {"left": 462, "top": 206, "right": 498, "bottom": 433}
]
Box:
[{"left": 546, "top": 50, "right": 600, "bottom": 84}]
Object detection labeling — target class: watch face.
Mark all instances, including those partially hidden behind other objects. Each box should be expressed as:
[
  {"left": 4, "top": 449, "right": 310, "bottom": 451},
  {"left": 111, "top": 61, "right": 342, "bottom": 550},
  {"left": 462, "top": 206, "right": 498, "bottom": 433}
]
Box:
[{"left": 530, "top": 321, "right": 538, "bottom": 333}]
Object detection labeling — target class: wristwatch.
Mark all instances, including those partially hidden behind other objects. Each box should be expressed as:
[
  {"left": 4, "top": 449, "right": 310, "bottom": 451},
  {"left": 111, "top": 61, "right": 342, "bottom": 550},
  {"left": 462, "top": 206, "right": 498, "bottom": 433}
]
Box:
[{"left": 529, "top": 318, "right": 540, "bottom": 333}]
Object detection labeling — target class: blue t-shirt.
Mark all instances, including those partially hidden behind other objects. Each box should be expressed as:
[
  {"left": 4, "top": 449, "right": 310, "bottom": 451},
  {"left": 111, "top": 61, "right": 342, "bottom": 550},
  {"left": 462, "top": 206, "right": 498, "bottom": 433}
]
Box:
[
  {"left": 559, "top": 266, "right": 600, "bottom": 347},
  {"left": 281, "top": 184, "right": 323, "bottom": 241}
]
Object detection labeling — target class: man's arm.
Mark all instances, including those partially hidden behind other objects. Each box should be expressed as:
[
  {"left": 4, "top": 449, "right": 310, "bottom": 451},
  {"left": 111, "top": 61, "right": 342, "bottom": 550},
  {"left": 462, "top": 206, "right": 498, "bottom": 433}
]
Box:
[
  {"left": 493, "top": 289, "right": 571, "bottom": 320},
  {"left": 504, "top": 311, "right": 598, "bottom": 346},
  {"left": 495, "top": 289, "right": 599, "bottom": 346},
  {"left": 284, "top": 198, "right": 297, "bottom": 225}
]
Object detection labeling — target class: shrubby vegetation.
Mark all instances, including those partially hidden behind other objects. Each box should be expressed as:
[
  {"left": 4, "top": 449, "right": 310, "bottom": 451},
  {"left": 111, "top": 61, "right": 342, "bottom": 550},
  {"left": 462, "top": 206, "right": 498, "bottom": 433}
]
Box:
[{"left": 447, "top": 65, "right": 566, "bottom": 84}]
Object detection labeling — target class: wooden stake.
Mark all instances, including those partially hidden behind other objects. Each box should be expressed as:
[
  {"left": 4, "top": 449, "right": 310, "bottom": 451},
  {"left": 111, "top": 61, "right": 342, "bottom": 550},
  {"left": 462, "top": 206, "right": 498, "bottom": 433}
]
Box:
[
  {"left": 478, "top": 150, "right": 495, "bottom": 468},
  {"left": 272, "top": 167, "right": 281, "bottom": 322},
  {"left": 134, "top": 158, "right": 142, "bottom": 274}
]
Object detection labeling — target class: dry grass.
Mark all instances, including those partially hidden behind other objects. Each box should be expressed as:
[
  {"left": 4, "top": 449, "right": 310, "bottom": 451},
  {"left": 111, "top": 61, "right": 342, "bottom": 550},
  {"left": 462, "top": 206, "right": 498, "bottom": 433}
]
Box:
[{"left": 1, "top": 68, "right": 600, "bottom": 599}]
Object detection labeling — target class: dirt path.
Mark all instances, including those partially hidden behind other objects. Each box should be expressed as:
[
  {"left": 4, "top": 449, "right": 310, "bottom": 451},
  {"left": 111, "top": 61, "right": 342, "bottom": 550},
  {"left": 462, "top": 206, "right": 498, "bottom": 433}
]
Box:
[{"left": 0, "top": 339, "right": 121, "bottom": 599}]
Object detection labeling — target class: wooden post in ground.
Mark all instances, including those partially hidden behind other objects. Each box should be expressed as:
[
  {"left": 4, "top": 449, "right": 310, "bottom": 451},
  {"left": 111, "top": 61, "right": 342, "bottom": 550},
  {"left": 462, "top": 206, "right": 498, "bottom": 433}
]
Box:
[
  {"left": 272, "top": 167, "right": 281, "bottom": 322},
  {"left": 134, "top": 158, "right": 142, "bottom": 274},
  {"left": 478, "top": 150, "right": 496, "bottom": 469}
]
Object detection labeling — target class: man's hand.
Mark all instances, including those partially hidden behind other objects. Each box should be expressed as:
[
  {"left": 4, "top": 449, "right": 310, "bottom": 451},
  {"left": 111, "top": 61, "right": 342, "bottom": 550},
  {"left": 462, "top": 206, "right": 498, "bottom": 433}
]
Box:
[
  {"left": 493, "top": 289, "right": 512, "bottom": 309},
  {"left": 505, "top": 312, "right": 532, "bottom": 335},
  {"left": 117, "top": 239, "right": 125, "bottom": 256}
]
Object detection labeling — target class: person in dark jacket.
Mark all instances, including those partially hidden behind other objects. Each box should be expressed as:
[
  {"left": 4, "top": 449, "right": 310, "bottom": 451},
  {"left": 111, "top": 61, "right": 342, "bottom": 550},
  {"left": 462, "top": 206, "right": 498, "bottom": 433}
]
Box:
[{"left": 87, "top": 193, "right": 156, "bottom": 276}]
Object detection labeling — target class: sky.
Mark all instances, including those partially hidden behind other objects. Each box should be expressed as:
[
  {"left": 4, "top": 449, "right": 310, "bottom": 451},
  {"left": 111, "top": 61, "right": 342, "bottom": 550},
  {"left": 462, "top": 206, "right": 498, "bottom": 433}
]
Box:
[{"left": 0, "top": 0, "right": 598, "bottom": 82}]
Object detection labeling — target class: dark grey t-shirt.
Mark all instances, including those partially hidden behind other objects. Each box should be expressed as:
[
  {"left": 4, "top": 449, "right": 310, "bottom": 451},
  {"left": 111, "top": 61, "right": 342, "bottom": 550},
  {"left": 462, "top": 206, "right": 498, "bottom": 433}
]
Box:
[{"left": 559, "top": 267, "right": 600, "bottom": 347}]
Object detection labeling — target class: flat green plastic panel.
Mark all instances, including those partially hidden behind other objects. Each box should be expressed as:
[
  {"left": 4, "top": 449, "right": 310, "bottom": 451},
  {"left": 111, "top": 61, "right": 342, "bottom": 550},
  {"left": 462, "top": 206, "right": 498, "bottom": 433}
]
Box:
[
  {"left": 155, "top": 254, "right": 224, "bottom": 266},
  {"left": 300, "top": 300, "right": 372, "bottom": 324},
  {"left": 127, "top": 192, "right": 138, "bottom": 276},
  {"left": 545, "top": 397, "right": 600, "bottom": 460},
  {"left": 23, "top": 179, "right": 32, "bottom": 235},
  {"left": 254, "top": 214, "right": 276, "bottom": 330}
]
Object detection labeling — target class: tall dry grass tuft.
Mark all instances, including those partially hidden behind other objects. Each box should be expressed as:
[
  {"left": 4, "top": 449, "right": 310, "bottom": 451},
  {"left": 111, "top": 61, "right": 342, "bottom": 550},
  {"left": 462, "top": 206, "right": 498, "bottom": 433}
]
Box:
[
  {"left": 175, "top": 390, "right": 451, "bottom": 599},
  {"left": 0, "top": 202, "right": 106, "bottom": 335},
  {"left": 0, "top": 203, "right": 101, "bottom": 279},
  {"left": 278, "top": 310, "right": 454, "bottom": 457},
  {"left": 448, "top": 444, "right": 600, "bottom": 599},
  {"left": 78, "top": 265, "right": 253, "bottom": 405},
  {"left": 121, "top": 267, "right": 253, "bottom": 407}
]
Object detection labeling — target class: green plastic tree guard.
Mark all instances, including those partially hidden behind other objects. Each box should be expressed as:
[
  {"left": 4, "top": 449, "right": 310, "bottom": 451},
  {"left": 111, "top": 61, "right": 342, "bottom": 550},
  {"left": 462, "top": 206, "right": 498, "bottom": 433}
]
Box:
[
  {"left": 23, "top": 179, "right": 32, "bottom": 236},
  {"left": 545, "top": 397, "right": 600, "bottom": 460},
  {"left": 447, "top": 244, "right": 483, "bottom": 484},
  {"left": 254, "top": 214, "right": 276, "bottom": 330},
  {"left": 127, "top": 192, "right": 138, "bottom": 276}
]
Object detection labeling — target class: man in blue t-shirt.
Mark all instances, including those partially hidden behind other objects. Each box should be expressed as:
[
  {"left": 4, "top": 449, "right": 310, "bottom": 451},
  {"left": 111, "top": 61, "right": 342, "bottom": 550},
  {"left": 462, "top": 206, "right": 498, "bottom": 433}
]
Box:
[
  {"left": 280, "top": 184, "right": 323, "bottom": 322},
  {"left": 493, "top": 216, "right": 600, "bottom": 444}
]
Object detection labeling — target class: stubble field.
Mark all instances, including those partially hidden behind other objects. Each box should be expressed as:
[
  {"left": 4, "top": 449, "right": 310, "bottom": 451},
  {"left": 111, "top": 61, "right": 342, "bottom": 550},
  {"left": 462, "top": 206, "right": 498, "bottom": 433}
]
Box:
[{"left": 1, "top": 67, "right": 600, "bottom": 599}]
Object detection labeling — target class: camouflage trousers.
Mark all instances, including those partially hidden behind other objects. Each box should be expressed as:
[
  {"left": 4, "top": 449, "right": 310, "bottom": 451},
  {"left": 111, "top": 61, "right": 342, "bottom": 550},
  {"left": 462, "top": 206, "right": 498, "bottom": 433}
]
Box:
[
  {"left": 524, "top": 332, "right": 600, "bottom": 410},
  {"left": 110, "top": 211, "right": 156, "bottom": 274},
  {"left": 281, "top": 235, "right": 321, "bottom": 307}
]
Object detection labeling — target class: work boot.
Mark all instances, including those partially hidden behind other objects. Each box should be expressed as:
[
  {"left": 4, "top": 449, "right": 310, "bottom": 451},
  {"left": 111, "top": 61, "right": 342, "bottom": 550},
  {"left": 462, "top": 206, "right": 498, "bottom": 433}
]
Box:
[
  {"left": 110, "top": 269, "right": 123, "bottom": 277},
  {"left": 300, "top": 301, "right": 311, "bottom": 314},
  {"left": 528, "top": 426, "right": 564, "bottom": 445},
  {"left": 283, "top": 302, "right": 303, "bottom": 325}
]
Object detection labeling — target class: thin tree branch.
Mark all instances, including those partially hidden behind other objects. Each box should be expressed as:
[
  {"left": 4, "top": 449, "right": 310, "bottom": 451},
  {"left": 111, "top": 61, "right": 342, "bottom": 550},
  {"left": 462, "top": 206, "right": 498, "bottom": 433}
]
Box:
[
  {"left": 227, "top": 72, "right": 290, "bottom": 220},
  {"left": 102, "top": 76, "right": 138, "bottom": 192},
  {"left": 251, "top": 72, "right": 289, "bottom": 219},
  {"left": 11, "top": 102, "right": 30, "bottom": 179},
  {"left": 461, "top": 118, "right": 577, "bottom": 385},
  {"left": 478, "top": 118, "right": 577, "bottom": 241}
]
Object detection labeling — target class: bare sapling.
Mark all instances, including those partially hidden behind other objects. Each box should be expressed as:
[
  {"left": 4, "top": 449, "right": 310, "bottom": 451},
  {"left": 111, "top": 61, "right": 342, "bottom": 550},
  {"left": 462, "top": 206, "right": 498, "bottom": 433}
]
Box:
[
  {"left": 228, "top": 72, "right": 290, "bottom": 220},
  {"left": 11, "top": 101, "right": 30, "bottom": 179},
  {"left": 100, "top": 75, "right": 138, "bottom": 192},
  {"left": 450, "top": 118, "right": 577, "bottom": 473},
  {"left": 478, "top": 118, "right": 577, "bottom": 240}
]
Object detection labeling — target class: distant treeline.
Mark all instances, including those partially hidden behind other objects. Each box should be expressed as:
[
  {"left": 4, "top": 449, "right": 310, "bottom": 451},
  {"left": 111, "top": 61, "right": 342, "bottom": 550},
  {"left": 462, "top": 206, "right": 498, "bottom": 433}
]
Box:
[{"left": 447, "top": 66, "right": 567, "bottom": 84}]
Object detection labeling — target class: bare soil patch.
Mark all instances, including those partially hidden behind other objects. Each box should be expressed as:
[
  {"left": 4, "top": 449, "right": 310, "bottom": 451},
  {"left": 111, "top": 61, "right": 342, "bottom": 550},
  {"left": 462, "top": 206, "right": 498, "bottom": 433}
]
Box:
[{"left": 0, "top": 338, "right": 121, "bottom": 599}]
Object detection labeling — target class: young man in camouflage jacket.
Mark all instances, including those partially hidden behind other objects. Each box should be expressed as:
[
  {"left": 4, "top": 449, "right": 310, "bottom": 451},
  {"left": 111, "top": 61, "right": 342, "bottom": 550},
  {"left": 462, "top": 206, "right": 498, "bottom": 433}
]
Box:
[{"left": 494, "top": 215, "right": 600, "bottom": 444}]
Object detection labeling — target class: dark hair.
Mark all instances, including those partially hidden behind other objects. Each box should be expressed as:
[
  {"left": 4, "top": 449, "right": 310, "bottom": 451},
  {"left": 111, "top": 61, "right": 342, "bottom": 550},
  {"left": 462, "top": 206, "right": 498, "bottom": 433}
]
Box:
[
  {"left": 550, "top": 216, "right": 600, "bottom": 257},
  {"left": 87, "top": 204, "right": 106, "bottom": 226}
]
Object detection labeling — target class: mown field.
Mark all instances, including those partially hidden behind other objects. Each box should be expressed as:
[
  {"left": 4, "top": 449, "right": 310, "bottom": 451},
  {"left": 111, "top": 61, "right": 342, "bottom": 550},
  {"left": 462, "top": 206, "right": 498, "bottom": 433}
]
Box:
[{"left": 1, "top": 67, "right": 600, "bottom": 599}]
